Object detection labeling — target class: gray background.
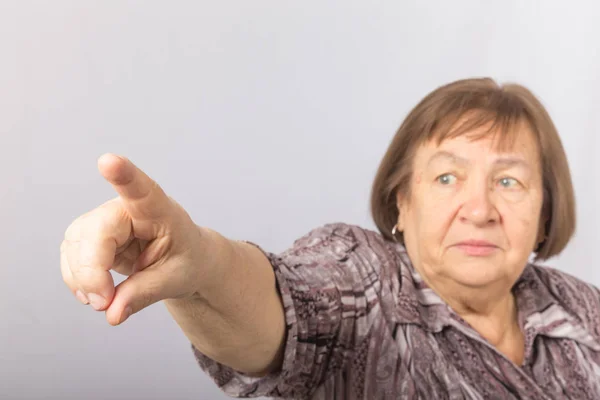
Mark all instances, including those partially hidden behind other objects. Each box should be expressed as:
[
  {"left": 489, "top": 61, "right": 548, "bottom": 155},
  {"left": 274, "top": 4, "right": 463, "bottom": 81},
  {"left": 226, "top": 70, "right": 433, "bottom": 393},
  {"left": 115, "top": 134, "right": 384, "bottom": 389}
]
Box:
[{"left": 1, "top": 1, "right": 599, "bottom": 399}]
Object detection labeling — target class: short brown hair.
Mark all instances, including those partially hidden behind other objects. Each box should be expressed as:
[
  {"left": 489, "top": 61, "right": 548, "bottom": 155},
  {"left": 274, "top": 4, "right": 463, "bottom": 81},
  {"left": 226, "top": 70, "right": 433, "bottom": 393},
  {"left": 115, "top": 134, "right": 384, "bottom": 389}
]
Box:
[{"left": 370, "top": 77, "right": 576, "bottom": 261}]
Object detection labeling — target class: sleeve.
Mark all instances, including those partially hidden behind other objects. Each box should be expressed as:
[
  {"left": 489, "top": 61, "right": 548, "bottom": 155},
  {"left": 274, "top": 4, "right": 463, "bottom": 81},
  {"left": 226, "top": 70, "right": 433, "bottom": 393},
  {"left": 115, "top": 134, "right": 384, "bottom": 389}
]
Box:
[{"left": 190, "top": 222, "right": 388, "bottom": 398}]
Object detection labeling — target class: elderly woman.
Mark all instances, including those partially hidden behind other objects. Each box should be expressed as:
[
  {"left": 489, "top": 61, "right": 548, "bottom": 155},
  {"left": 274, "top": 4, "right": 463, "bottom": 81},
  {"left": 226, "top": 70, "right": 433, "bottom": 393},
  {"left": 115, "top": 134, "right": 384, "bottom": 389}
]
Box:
[{"left": 61, "top": 77, "right": 600, "bottom": 399}]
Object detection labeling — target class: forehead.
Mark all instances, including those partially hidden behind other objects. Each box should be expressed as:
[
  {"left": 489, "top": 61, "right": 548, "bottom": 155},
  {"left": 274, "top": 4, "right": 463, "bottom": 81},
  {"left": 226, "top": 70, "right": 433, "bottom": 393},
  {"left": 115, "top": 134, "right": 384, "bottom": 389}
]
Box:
[{"left": 418, "top": 117, "right": 540, "bottom": 163}]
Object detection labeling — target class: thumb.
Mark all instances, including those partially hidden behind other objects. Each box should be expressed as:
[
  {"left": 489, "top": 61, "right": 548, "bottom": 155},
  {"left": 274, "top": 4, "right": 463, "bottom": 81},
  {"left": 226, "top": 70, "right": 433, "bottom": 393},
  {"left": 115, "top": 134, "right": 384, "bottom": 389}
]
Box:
[
  {"left": 106, "top": 266, "right": 180, "bottom": 326},
  {"left": 97, "top": 153, "right": 172, "bottom": 220}
]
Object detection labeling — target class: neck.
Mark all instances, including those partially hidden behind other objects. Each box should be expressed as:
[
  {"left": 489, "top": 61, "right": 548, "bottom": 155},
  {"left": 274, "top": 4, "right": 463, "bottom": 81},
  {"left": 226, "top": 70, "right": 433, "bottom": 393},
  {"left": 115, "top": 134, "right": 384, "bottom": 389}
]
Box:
[{"left": 416, "top": 265, "right": 519, "bottom": 346}]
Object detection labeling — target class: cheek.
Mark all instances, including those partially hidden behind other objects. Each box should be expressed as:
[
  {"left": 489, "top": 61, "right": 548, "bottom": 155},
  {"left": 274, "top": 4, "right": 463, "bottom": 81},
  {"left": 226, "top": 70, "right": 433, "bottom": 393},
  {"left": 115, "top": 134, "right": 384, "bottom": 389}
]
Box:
[
  {"left": 407, "top": 174, "right": 457, "bottom": 240},
  {"left": 412, "top": 189, "right": 457, "bottom": 237},
  {"left": 499, "top": 196, "right": 543, "bottom": 242}
]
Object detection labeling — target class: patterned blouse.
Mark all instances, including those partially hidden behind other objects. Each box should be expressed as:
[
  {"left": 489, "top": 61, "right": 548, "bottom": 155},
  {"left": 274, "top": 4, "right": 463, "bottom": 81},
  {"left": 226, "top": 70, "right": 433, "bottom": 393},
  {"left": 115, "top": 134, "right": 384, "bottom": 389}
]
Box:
[{"left": 192, "top": 223, "right": 600, "bottom": 399}]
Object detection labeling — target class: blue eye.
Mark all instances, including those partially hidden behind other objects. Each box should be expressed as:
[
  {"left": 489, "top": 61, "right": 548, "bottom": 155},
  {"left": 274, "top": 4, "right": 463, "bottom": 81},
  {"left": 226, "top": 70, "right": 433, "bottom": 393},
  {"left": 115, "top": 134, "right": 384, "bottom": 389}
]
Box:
[
  {"left": 437, "top": 174, "right": 457, "bottom": 185},
  {"left": 498, "top": 177, "right": 519, "bottom": 188}
]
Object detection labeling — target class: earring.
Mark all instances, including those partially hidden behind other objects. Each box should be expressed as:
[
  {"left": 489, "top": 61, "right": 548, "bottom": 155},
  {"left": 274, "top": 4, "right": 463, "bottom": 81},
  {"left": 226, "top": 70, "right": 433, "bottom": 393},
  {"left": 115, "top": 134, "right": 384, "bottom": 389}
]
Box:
[{"left": 392, "top": 224, "right": 398, "bottom": 235}]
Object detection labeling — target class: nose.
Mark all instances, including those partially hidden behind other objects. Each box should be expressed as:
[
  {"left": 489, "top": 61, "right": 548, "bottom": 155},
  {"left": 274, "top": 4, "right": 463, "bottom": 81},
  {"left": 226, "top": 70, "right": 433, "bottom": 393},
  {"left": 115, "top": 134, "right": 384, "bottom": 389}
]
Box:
[{"left": 458, "top": 178, "right": 499, "bottom": 226}]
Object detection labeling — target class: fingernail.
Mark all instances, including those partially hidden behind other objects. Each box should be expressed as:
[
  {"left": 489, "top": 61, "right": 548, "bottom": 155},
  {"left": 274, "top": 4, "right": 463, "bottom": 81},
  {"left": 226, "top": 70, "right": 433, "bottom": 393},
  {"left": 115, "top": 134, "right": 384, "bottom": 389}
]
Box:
[
  {"left": 120, "top": 306, "right": 133, "bottom": 324},
  {"left": 88, "top": 293, "right": 106, "bottom": 310},
  {"left": 75, "top": 290, "right": 89, "bottom": 305}
]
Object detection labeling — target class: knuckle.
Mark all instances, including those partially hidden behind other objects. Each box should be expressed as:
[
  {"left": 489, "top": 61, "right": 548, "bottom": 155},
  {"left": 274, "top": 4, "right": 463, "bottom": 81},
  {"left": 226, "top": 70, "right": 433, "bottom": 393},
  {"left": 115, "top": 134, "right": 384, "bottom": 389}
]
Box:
[
  {"left": 62, "top": 274, "right": 76, "bottom": 290},
  {"left": 65, "top": 205, "right": 113, "bottom": 242},
  {"left": 60, "top": 253, "right": 74, "bottom": 285},
  {"left": 64, "top": 220, "right": 80, "bottom": 241},
  {"left": 70, "top": 267, "right": 105, "bottom": 294},
  {"left": 71, "top": 263, "right": 96, "bottom": 281},
  {"left": 65, "top": 212, "right": 94, "bottom": 241}
]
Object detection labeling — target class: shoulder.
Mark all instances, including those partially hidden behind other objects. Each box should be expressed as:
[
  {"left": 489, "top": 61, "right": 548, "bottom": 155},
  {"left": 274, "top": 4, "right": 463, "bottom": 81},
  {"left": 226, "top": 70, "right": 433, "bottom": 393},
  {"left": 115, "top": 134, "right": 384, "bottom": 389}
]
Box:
[
  {"left": 288, "top": 222, "right": 386, "bottom": 247},
  {"left": 529, "top": 263, "right": 599, "bottom": 301},
  {"left": 528, "top": 263, "right": 600, "bottom": 334},
  {"left": 266, "top": 222, "right": 401, "bottom": 296},
  {"left": 280, "top": 222, "right": 399, "bottom": 267}
]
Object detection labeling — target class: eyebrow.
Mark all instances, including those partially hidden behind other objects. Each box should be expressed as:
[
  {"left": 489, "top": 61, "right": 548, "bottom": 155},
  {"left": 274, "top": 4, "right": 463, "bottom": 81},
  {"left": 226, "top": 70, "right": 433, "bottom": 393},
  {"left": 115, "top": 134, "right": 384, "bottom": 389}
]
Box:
[{"left": 426, "top": 151, "right": 532, "bottom": 170}]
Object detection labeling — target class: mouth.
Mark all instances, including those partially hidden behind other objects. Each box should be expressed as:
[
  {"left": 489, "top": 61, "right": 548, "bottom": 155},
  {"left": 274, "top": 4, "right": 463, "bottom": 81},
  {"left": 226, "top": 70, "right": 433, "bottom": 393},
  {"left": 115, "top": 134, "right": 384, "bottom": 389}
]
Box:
[{"left": 453, "top": 240, "right": 499, "bottom": 256}]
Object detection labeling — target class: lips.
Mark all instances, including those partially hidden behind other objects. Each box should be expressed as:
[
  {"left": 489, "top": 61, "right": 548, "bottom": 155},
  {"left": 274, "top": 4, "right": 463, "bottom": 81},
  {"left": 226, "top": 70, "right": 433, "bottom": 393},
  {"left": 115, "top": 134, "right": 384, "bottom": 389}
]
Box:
[
  {"left": 453, "top": 240, "right": 498, "bottom": 256},
  {"left": 456, "top": 240, "right": 497, "bottom": 247}
]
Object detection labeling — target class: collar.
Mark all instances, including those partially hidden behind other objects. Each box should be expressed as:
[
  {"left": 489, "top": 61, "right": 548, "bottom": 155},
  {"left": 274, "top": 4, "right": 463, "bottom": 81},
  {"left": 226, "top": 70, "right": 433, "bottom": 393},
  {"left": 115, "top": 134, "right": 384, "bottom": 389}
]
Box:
[{"left": 391, "top": 244, "right": 596, "bottom": 350}]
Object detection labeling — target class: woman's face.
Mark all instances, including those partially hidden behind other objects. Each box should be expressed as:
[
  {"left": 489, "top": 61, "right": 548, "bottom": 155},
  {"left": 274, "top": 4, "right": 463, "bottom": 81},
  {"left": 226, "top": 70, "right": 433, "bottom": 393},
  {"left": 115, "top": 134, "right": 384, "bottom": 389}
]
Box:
[{"left": 397, "top": 120, "right": 545, "bottom": 290}]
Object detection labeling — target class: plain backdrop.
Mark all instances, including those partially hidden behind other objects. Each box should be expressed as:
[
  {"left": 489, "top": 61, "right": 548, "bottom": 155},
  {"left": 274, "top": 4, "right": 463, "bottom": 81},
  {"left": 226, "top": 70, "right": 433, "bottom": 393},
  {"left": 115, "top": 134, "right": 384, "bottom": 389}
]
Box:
[{"left": 1, "top": 1, "right": 599, "bottom": 399}]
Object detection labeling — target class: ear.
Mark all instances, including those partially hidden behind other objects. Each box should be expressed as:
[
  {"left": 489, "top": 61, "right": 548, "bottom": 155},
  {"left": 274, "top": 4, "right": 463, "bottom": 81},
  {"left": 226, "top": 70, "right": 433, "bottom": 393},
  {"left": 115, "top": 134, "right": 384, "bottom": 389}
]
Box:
[
  {"left": 395, "top": 191, "right": 406, "bottom": 232},
  {"left": 536, "top": 212, "right": 549, "bottom": 246}
]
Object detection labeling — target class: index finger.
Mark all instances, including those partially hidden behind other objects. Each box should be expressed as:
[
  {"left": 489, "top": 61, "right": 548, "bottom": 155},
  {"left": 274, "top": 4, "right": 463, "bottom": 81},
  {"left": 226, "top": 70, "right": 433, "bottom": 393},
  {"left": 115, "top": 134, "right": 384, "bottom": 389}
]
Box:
[{"left": 97, "top": 153, "right": 173, "bottom": 220}]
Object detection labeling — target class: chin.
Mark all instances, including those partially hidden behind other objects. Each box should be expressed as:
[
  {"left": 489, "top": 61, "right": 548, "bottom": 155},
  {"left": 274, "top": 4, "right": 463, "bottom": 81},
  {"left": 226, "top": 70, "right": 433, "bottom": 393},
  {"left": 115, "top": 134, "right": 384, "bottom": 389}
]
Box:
[
  {"left": 451, "top": 274, "right": 500, "bottom": 288},
  {"left": 443, "top": 260, "right": 505, "bottom": 288}
]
